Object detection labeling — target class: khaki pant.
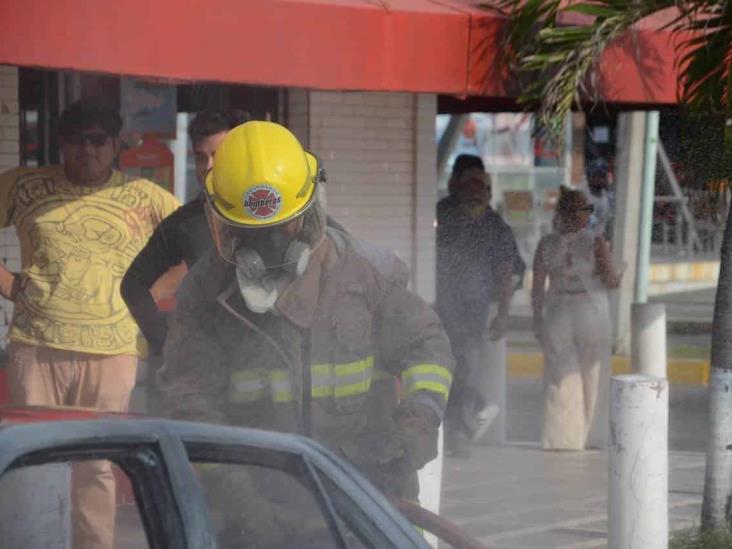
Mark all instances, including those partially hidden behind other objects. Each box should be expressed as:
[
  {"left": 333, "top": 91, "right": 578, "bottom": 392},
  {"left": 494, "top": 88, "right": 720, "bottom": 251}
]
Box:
[{"left": 7, "top": 342, "right": 137, "bottom": 549}]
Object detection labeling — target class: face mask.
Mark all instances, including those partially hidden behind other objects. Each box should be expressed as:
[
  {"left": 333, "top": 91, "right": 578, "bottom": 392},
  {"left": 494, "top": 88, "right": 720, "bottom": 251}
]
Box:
[{"left": 234, "top": 240, "right": 312, "bottom": 313}]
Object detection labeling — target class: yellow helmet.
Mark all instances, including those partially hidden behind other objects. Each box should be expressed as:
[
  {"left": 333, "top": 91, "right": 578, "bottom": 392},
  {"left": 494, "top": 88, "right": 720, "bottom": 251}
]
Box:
[
  {"left": 204, "top": 121, "right": 319, "bottom": 227},
  {"left": 203, "top": 121, "right": 327, "bottom": 268}
]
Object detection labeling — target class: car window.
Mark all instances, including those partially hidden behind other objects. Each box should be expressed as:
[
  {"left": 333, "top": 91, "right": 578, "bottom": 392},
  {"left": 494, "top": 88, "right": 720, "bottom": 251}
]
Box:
[
  {"left": 0, "top": 460, "right": 149, "bottom": 549},
  {"left": 317, "top": 474, "right": 394, "bottom": 549},
  {"left": 192, "top": 460, "right": 339, "bottom": 549}
]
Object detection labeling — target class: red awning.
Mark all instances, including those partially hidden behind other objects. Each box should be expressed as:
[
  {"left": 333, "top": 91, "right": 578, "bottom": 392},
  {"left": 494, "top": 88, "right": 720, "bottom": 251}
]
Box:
[{"left": 0, "top": 0, "right": 683, "bottom": 104}]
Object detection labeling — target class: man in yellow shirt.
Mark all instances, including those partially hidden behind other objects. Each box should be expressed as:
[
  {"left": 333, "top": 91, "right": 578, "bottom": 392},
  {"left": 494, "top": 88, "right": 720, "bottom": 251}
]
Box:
[{"left": 0, "top": 99, "right": 179, "bottom": 549}]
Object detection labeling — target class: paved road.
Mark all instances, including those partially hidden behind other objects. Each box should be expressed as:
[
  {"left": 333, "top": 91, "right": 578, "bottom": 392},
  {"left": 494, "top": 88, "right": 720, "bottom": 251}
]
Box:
[
  {"left": 439, "top": 378, "right": 708, "bottom": 548},
  {"left": 506, "top": 378, "right": 708, "bottom": 453},
  {"left": 441, "top": 445, "right": 703, "bottom": 548}
]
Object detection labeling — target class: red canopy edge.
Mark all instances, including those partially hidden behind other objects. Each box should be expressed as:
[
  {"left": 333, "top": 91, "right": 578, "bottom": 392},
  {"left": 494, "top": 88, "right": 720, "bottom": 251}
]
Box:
[{"left": 1, "top": 0, "right": 683, "bottom": 104}]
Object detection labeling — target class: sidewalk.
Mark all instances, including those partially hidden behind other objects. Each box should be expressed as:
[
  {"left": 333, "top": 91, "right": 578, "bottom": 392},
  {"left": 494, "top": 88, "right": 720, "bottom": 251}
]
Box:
[{"left": 441, "top": 444, "right": 703, "bottom": 548}]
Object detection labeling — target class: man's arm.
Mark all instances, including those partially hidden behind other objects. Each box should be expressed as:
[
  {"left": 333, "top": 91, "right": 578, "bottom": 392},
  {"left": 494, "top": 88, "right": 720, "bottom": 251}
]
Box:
[
  {"left": 121, "top": 219, "right": 182, "bottom": 355},
  {"left": 0, "top": 264, "right": 18, "bottom": 301},
  {"left": 487, "top": 219, "right": 520, "bottom": 340}
]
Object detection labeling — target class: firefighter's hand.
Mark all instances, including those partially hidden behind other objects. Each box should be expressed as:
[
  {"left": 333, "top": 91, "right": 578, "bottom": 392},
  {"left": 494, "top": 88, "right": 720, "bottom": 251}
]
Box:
[{"left": 393, "top": 401, "right": 440, "bottom": 472}]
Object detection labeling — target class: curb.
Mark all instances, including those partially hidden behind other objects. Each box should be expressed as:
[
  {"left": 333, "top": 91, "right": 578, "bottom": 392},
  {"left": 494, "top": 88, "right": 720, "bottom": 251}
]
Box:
[
  {"left": 509, "top": 316, "right": 713, "bottom": 335},
  {"left": 508, "top": 353, "right": 709, "bottom": 385}
]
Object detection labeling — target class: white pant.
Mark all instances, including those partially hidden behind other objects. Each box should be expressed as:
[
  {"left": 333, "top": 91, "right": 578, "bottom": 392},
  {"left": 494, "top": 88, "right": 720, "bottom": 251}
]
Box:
[{"left": 542, "top": 291, "right": 611, "bottom": 450}]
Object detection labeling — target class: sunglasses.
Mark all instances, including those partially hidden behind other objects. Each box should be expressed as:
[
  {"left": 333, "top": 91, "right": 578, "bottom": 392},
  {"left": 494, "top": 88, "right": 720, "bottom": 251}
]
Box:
[{"left": 64, "top": 132, "right": 111, "bottom": 147}]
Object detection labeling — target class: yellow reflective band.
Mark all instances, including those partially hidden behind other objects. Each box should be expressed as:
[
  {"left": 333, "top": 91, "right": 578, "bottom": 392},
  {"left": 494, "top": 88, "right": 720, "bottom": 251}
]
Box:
[
  {"left": 229, "top": 369, "right": 268, "bottom": 403},
  {"left": 269, "top": 370, "right": 294, "bottom": 403},
  {"left": 229, "top": 358, "right": 377, "bottom": 403},
  {"left": 311, "top": 357, "right": 374, "bottom": 399},
  {"left": 269, "top": 370, "right": 290, "bottom": 382},
  {"left": 402, "top": 364, "right": 453, "bottom": 383},
  {"left": 334, "top": 379, "right": 371, "bottom": 398},
  {"left": 402, "top": 364, "right": 453, "bottom": 399},
  {"left": 407, "top": 380, "right": 450, "bottom": 399},
  {"left": 334, "top": 356, "right": 374, "bottom": 377},
  {"left": 311, "top": 363, "right": 331, "bottom": 377}
]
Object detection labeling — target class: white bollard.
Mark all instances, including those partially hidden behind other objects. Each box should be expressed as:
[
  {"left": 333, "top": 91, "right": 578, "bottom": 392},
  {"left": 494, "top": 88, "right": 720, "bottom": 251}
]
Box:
[
  {"left": 608, "top": 375, "right": 668, "bottom": 549},
  {"left": 631, "top": 303, "right": 667, "bottom": 378}
]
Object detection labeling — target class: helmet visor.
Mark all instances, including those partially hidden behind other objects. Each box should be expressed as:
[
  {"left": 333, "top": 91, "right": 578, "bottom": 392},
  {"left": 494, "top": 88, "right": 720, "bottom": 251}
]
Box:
[{"left": 204, "top": 185, "right": 327, "bottom": 270}]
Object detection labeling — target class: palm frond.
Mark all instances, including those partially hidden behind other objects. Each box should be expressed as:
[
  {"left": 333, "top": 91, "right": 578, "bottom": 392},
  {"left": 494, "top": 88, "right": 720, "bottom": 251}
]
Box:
[
  {"left": 677, "top": 3, "right": 732, "bottom": 124},
  {"left": 485, "top": 0, "right": 681, "bottom": 143}
]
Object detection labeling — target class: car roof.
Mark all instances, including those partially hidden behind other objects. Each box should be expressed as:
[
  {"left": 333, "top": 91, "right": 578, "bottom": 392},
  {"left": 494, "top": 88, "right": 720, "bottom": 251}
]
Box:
[{"left": 0, "top": 405, "right": 131, "bottom": 425}]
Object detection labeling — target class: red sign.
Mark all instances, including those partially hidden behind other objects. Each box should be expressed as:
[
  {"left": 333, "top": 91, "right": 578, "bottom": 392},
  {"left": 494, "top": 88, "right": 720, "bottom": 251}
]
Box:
[{"left": 119, "top": 138, "right": 174, "bottom": 193}]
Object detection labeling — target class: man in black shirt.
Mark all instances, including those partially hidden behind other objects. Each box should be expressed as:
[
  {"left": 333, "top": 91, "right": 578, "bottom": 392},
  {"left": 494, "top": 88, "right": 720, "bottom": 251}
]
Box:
[
  {"left": 436, "top": 155, "right": 523, "bottom": 458},
  {"left": 121, "top": 109, "right": 250, "bottom": 356}
]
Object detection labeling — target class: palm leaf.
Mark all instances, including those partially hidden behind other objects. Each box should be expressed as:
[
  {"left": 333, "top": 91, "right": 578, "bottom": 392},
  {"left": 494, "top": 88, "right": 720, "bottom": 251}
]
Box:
[{"left": 483, "top": 0, "right": 683, "bottom": 143}]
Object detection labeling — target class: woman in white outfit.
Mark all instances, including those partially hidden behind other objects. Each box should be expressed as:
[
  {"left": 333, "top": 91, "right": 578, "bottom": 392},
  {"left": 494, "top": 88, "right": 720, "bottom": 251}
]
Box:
[{"left": 532, "top": 188, "right": 621, "bottom": 450}]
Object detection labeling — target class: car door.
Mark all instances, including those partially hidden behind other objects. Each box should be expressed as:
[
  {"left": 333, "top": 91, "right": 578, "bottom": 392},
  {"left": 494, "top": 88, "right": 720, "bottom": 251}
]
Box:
[
  {"left": 0, "top": 418, "right": 428, "bottom": 549},
  {"left": 172, "top": 422, "right": 429, "bottom": 549},
  {"left": 0, "top": 419, "right": 202, "bottom": 549}
]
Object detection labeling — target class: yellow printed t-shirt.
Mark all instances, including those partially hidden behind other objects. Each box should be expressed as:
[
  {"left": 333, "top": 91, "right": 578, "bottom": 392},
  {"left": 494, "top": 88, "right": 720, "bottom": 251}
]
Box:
[{"left": 0, "top": 166, "right": 180, "bottom": 356}]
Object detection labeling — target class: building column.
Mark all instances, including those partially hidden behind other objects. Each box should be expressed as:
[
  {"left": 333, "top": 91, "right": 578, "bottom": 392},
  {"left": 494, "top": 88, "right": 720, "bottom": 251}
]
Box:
[
  {"left": 0, "top": 66, "right": 20, "bottom": 347},
  {"left": 611, "top": 112, "right": 646, "bottom": 353},
  {"left": 288, "top": 89, "right": 438, "bottom": 303}
]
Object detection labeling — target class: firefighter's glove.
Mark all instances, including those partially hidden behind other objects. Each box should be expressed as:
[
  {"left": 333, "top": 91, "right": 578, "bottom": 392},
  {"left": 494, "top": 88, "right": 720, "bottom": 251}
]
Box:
[
  {"left": 392, "top": 400, "right": 440, "bottom": 472},
  {"left": 371, "top": 401, "right": 440, "bottom": 494}
]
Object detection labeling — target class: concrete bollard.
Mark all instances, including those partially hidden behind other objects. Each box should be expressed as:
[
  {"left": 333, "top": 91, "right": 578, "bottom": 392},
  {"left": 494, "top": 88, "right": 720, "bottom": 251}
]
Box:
[
  {"left": 608, "top": 375, "right": 668, "bottom": 549},
  {"left": 631, "top": 303, "right": 667, "bottom": 378}
]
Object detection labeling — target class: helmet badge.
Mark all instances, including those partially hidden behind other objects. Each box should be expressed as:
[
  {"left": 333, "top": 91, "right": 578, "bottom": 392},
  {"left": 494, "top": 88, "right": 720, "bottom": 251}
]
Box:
[{"left": 243, "top": 185, "right": 282, "bottom": 220}]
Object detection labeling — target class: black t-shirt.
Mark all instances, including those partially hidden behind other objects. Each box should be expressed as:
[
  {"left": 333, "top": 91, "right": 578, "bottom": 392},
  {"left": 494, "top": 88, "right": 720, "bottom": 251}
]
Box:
[
  {"left": 121, "top": 196, "right": 211, "bottom": 355},
  {"left": 436, "top": 197, "right": 519, "bottom": 335}
]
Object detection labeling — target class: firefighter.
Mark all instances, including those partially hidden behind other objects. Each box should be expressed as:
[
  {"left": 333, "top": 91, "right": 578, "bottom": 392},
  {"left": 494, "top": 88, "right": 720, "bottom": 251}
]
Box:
[{"left": 158, "top": 122, "right": 453, "bottom": 538}]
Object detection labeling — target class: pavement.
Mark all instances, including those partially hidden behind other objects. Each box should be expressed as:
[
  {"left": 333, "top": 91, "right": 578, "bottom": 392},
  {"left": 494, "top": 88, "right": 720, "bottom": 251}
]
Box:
[
  {"left": 439, "top": 378, "right": 708, "bottom": 548},
  {"left": 441, "top": 445, "right": 703, "bottom": 548},
  {"left": 442, "top": 283, "right": 714, "bottom": 547}
]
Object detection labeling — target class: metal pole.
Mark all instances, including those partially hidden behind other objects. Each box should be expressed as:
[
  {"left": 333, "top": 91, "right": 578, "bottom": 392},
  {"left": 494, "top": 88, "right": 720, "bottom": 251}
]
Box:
[
  {"left": 608, "top": 374, "right": 668, "bottom": 549},
  {"left": 436, "top": 114, "right": 467, "bottom": 177},
  {"left": 635, "top": 111, "right": 659, "bottom": 304},
  {"left": 611, "top": 112, "right": 646, "bottom": 354},
  {"left": 631, "top": 303, "right": 667, "bottom": 378},
  {"left": 173, "top": 113, "right": 189, "bottom": 203}
]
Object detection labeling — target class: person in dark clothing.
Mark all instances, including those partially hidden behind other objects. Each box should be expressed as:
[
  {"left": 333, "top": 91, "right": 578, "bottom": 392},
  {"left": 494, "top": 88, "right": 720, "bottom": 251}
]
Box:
[
  {"left": 436, "top": 154, "right": 523, "bottom": 458},
  {"left": 121, "top": 109, "right": 250, "bottom": 355}
]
